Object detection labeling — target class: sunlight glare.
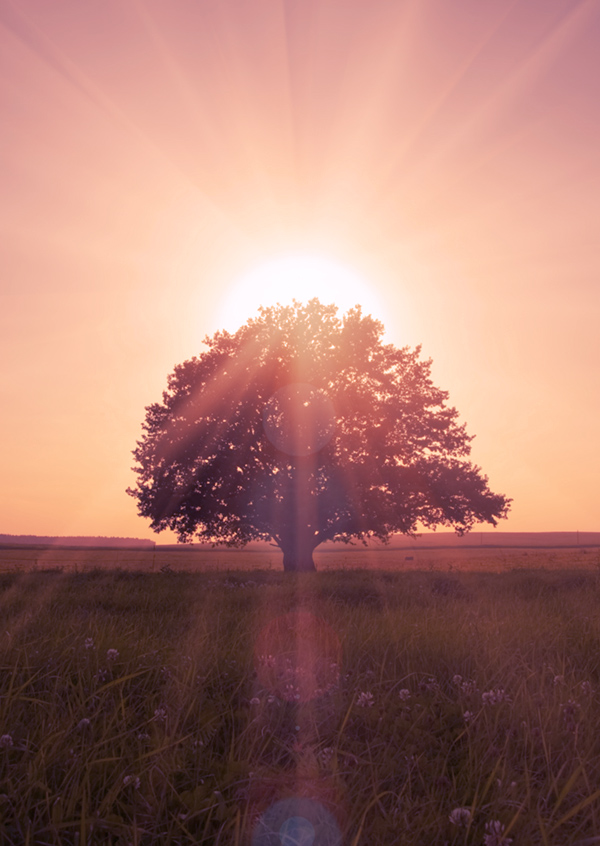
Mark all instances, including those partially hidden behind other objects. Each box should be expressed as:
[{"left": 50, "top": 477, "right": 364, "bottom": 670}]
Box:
[{"left": 217, "top": 254, "right": 385, "bottom": 331}]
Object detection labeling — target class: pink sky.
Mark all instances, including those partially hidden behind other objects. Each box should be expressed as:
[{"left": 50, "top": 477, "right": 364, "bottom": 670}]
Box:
[{"left": 1, "top": 0, "right": 599, "bottom": 540}]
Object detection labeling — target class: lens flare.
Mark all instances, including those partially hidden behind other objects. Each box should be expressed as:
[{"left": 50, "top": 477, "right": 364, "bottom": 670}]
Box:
[
  {"left": 254, "top": 611, "right": 341, "bottom": 704},
  {"left": 252, "top": 797, "right": 342, "bottom": 846}
]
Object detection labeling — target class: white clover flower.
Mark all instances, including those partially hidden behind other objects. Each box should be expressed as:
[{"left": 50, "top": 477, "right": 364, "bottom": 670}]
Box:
[
  {"left": 153, "top": 706, "right": 168, "bottom": 722},
  {"left": 0, "top": 735, "right": 13, "bottom": 748},
  {"left": 398, "top": 689, "right": 411, "bottom": 701},
  {"left": 84, "top": 638, "right": 94, "bottom": 650},
  {"left": 136, "top": 732, "right": 150, "bottom": 741},
  {"left": 249, "top": 697, "right": 261, "bottom": 706},
  {"left": 284, "top": 684, "right": 301, "bottom": 701},
  {"left": 356, "top": 691, "right": 374, "bottom": 707},
  {"left": 448, "top": 807, "right": 471, "bottom": 826},
  {"left": 452, "top": 675, "right": 463, "bottom": 686},
  {"left": 481, "top": 688, "right": 509, "bottom": 706},
  {"left": 580, "top": 680, "right": 593, "bottom": 695},
  {"left": 461, "top": 679, "right": 478, "bottom": 696},
  {"left": 123, "top": 775, "right": 141, "bottom": 789},
  {"left": 76, "top": 718, "right": 91, "bottom": 731},
  {"left": 318, "top": 746, "right": 335, "bottom": 766},
  {"left": 560, "top": 699, "right": 581, "bottom": 732},
  {"left": 483, "top": 819, "right": 512, "bottom": 845},
  {"left": 553, "top": 675, "right": 565, "bottom": 686},
  {"left": 463, "top": 711, "right": 473, "bottom": 723},
  {"left": 106, "top": 649, "right": 119, "bottom": 663}
]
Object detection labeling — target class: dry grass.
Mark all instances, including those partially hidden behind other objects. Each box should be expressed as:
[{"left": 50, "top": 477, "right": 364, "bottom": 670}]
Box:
[{"left": 0, "top": 544, "right": 599, "bottom": 575}]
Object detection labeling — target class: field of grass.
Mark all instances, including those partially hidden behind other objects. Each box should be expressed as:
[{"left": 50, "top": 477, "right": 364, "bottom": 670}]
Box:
[
  {"left": 1, "top": 564, "right": 600, "bottom": 844},
  {"left": 1, "top": 544, "right": 600, "bottom": 575}
]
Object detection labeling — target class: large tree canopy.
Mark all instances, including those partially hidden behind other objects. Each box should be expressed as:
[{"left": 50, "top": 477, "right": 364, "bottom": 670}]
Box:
[{"left": 128, "top": 300, "right": 510, "bottom": 571}]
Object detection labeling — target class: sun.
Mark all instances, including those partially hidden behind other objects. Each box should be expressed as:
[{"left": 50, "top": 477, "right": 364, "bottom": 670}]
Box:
[{"left": 216, "top": 253, "right": 384, "bottom": 332}]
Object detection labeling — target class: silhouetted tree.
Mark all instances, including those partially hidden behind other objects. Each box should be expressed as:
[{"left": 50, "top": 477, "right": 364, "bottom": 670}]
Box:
[{"left": 127, "top": 300, "right": 510, "bottom": 571}]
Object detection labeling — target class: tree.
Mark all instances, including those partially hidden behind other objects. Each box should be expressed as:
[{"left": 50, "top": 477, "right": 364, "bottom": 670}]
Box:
[{"left": 127, "top": 300, "right": 510, "bottom": 571}]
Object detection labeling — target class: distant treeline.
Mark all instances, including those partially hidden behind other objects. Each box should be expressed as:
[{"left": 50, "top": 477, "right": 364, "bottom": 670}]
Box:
[
  {"left": 0, "top": 535, "right": 155, "bottom": 548},
  {"left": 1, "top": 532, "right": 599, "bottom": 552},
  {"left": 351, "top": 531, "right": 600, "bottom": 549}
]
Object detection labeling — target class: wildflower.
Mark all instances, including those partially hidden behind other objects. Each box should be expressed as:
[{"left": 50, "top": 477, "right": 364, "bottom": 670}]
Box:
[
  {"left": 448, "top": 807, "right": 471, "bottom": 826},
  {"left": 356, "top": 691, "right": 374, "bottom": 707},
  {"left": 0, "top": 735, "right": 13, "bottom": 748},
  {"left": 553, "top": 675, "right": 565, "bottom": 686},
  {"left": 580, "top": 680, "right": 593, "bottom": 695},
  {"left": 153, "top": 706, "right": 168, "bottom": 723},
  {"left": 461, "top": 679, "right": 478, "bottom": 696},
  {"left": 463, "top": 711, "right": 473, "bottom": 723},
  {"left": 560, "top": 699, "right": 581, "bottom": 732},
  {"left": 481, "top": 688, "right": 509, "bottom": 706},
  {"left": 106, "top": 649, "right": 119, "bottom": 663},
  {"left": 136, "top": 732, "right": 150, "bottom": 741},
  {"left": 318, "top": 747, "right": 335, "bottom": 766},
  {"left": 284, "top": 684, "right": 300, "bottom": 701},
  {"left": 76, "top": 718, "right": 91, "bottom": 731},
  {"left": 267, "top": 694, "right": 278, "bottom": 704},
  {"left": 84, "top": 638, "right": 94, "bottom": 650},
  {"left": 483, "top": 819, "right": 512, "bottom": 845},
  {"left": 398, "top": 689, "right": 411, "bottom": 701},
  {"left": 249, "top": 697, "right": 261, "bottom": 706},
  {"left": 452, "top": 675, "right": 463, "bottom": 686},
  {"left": 160, "top": 666, "right": 172, "bottom": 679},
  {"left": 123, "top": 775, "right": 141, "bottom": 790}
]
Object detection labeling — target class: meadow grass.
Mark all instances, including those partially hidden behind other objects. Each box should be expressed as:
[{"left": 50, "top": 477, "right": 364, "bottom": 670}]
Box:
[{"left": 0, "top": 566, "right": 600, "bottom": 844}]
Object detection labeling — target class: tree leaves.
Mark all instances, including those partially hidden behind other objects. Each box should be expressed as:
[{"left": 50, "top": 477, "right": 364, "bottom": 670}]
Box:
[{"left": 128, "top": 299, "right": 511, "bottom": 565}]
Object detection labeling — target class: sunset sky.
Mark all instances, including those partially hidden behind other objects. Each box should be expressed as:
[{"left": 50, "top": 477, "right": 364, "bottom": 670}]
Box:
[{"left": 1, "top": 0, "right": 599, "bottom": 540}]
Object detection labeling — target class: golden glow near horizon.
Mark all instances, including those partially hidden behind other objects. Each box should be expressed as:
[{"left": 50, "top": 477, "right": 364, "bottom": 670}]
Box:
[
  {"left": 217, "top": 254, "right": 387, "bottom": 333},
  {"left": 1, "top": 0, "right": 599, "bottom": 539}
]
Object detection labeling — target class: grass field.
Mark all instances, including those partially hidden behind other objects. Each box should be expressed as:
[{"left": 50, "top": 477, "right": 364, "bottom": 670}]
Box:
[
  {"left": 1, "top": 544, "right": 600, "bottom": 575},
  {"left": 1, "top": 561, "right": 600, "bottom": 844}
]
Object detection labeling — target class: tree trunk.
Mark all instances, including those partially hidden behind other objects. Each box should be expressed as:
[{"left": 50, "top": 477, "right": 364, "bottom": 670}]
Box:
[
  {"left": 280, "top": 531, "right": 318, "bottom": 572},
  {"left": 282, "top": 547, "right": 317, "bottom": 572},
  {"left": 276, "top": 459, "right": 320, "bottom": 572}
]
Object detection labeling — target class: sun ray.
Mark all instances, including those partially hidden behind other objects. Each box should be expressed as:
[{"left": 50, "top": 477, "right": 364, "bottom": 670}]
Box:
[{"left": 377, "top": 0, "right": 599, "bottom": 202}]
